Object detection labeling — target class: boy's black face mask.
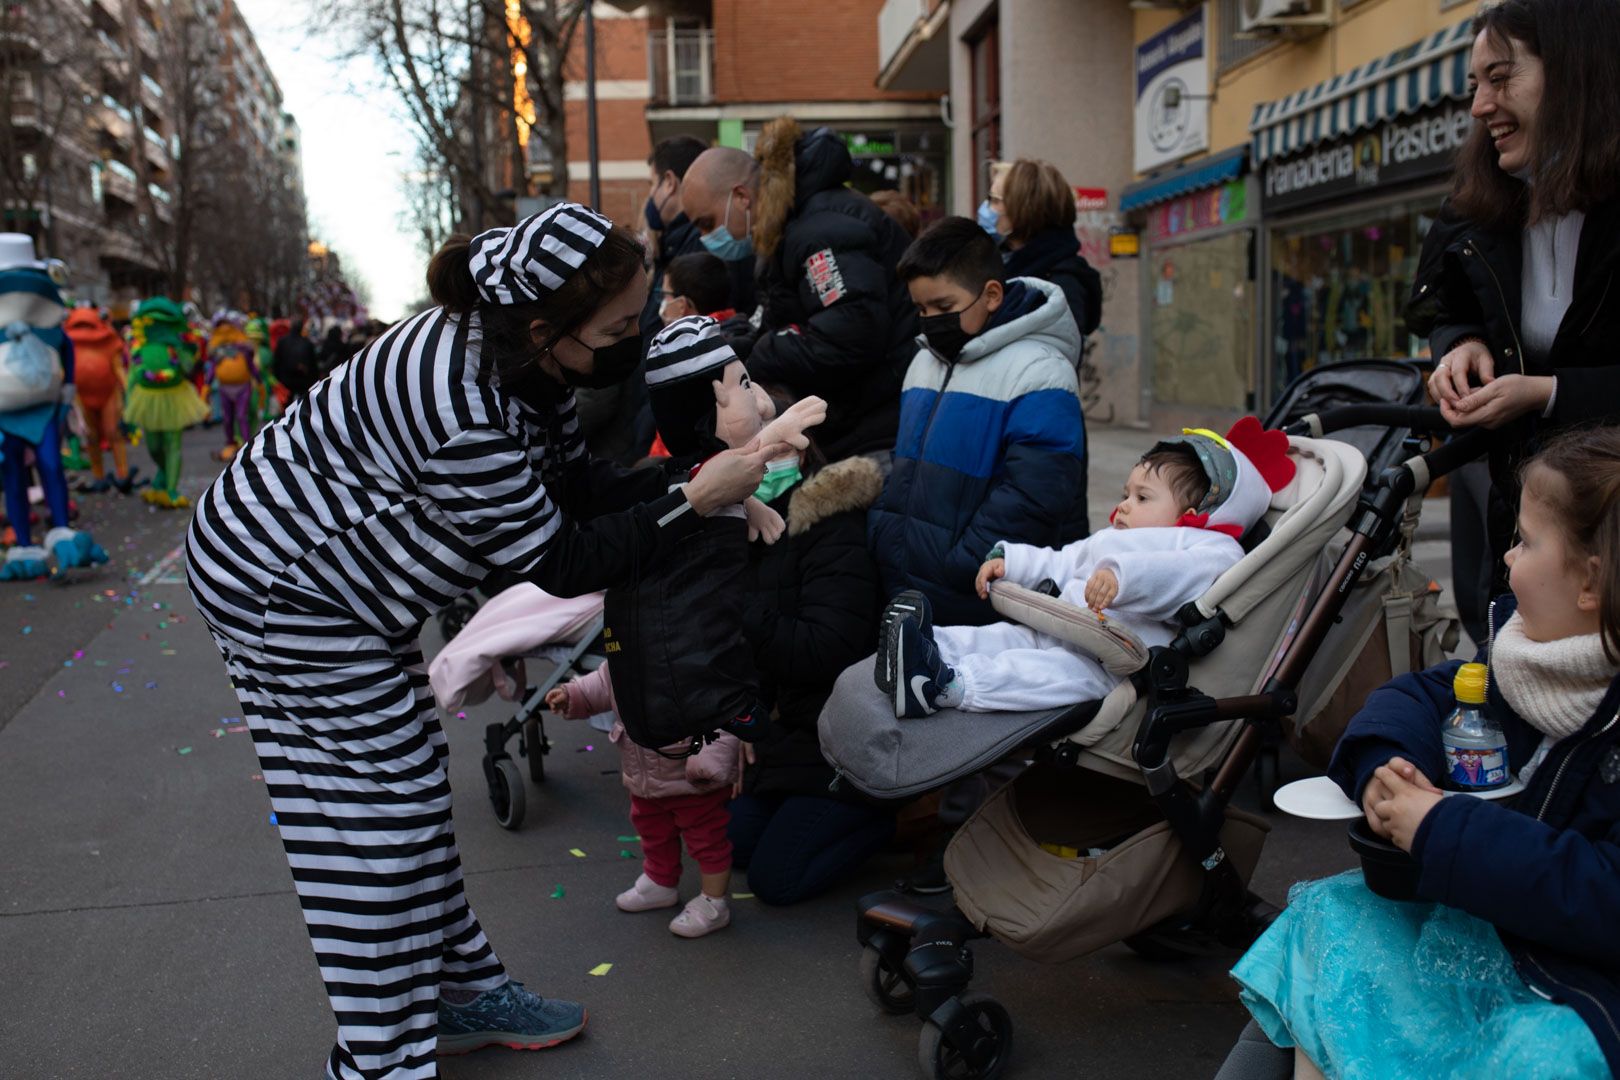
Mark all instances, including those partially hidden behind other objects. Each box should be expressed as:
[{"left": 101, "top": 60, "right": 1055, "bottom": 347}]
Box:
[{"left": 919, "top": 289, "right": 988, "bottom": 361}]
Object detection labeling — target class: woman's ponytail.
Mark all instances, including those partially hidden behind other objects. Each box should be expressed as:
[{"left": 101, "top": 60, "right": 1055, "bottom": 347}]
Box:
[{"left": 426, "top": 235, "right": 480, "bottom": 314}]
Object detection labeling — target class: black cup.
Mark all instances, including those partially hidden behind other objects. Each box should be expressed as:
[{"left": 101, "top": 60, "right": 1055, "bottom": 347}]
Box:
[{"left": 1348, "top": 818, "right": 1421, "bottom": 901}]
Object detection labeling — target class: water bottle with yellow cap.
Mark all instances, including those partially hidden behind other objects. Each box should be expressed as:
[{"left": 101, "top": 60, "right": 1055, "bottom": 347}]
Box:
[{"left": 1441, "top": 662, "right": 1508, "bottom": 790}]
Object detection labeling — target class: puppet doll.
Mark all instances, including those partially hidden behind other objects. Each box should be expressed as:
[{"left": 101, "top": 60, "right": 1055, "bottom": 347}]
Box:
[{"left": 603, "top": 315, "right": 825, "bottom": 750}]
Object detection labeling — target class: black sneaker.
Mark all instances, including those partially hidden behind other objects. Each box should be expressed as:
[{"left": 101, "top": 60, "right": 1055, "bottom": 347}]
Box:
[
  {"left": 891, "top": 614, "right": 954, "bottom": 719},
  {"left": 876, "top": 590, "right": 933, "bottom": 695}
]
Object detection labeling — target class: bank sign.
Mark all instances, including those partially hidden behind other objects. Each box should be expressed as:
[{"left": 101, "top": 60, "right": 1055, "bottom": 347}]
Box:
[
  {"left": 1262, "top": 102, "right": 1473, "bottom": 214},
  {"left": 1134, "top": 9, "right": 1210, "bottom": 174}
]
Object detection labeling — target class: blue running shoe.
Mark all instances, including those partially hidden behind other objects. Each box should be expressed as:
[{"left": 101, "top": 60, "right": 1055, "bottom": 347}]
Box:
[
  {"left": 876, "top": 590, "right": 934, "bottom": 695},
  {"left": 437, "top": 981, "right": 587, "bottom": 1056},
  {"left": 891, "top": 614, "right": 955, "bottom": 719}
]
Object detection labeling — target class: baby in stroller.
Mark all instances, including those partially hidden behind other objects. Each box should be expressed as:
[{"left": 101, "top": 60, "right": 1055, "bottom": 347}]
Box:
[{"left": 877, "top": 417, "right": 1294, "bottom": 718}]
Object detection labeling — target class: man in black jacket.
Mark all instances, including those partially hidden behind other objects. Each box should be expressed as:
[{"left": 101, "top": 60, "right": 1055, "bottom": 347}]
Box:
[{"left": 680, "top": 118, "right": 917, "bottom": 461}]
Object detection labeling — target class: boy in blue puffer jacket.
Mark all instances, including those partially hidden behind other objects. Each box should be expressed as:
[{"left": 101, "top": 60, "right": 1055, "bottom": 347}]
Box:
[
  {"left": 868, "top": 216, "right": 1087, "bottom": 628},
  {"left": 1232, "top": 427, "right": 1620, "bottom": 1080}
]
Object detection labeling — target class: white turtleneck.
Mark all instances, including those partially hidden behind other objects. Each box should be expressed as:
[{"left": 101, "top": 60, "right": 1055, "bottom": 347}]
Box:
[{"left": 1520, "top": 210, "right": 1585, "bottom": 363}]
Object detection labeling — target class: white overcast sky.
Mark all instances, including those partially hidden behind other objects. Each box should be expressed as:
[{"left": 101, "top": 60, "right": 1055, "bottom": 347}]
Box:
[{"left": 234, "top": 0, "right": 419, "bottom": 319}]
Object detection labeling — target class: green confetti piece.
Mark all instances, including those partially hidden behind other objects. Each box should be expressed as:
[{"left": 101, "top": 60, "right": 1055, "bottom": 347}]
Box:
[
  {"left": 177, "top": 747, "right": 193, "bottom": 755},
  {"left": 588, "top": 963, "right": 612, "bottom": 976},
  {"left": 550, "top": 885, "right": 565, "bottom": 899},
  {"left": 568, "top": 848, "right": 587, "bottom": 858},
  {"left": 615, "top": 835, "right": 641, "bottom": 843},
  {"left": 731, "top": 892, "right": 755, "bottom": 900},
  {"left": 618, "top": 849, "right": 633, "bottom": 859}
]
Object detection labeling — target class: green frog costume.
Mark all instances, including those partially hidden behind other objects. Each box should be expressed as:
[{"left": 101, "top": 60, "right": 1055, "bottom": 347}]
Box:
[{"left": 124, "top": 297, "right": 209, "bottom": 508}]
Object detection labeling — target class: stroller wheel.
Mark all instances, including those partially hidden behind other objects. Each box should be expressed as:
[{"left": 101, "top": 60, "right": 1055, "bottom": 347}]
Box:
[
  {"left": 489, "top": 757, "right": 526, "bottom": 830},
  {"left": 859, "top": 946, "right": 914, "bottom": 1015},
  {"left": 917, "top": 992, "right": 1012, "bottom": 1080}
]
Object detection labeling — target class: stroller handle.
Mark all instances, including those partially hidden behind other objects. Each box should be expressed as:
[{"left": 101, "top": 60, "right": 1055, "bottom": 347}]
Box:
[{"left": 1285, "top": 404, "right": 1449, "bottom": 438}]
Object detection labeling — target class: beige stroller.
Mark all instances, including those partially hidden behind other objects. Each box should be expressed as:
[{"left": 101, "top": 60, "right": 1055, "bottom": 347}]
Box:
[{"left": 819, "top": 373, "right": 1476, "bottom": 1079}]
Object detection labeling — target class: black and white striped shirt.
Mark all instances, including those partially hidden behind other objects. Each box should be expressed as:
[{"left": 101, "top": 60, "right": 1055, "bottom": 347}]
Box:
[{"left": 187, "top": 307, "right": 638, "bottom": 661}]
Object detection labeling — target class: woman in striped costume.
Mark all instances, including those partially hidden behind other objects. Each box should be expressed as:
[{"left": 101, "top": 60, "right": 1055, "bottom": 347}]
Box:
[{"left": 185, "top": 204, "right": 783, "bottom": 1079}]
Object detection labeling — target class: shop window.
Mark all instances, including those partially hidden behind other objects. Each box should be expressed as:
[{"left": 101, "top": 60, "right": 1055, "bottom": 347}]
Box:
[
  {"left": 1152, "top": 231, "right": 1255, "bottom": 412},
  {"left": 967, "top": 13, "right": 1000, "bottom": 205},
  {"left": 1267, "top": 194, "right": 1442, "bottom": 403}
]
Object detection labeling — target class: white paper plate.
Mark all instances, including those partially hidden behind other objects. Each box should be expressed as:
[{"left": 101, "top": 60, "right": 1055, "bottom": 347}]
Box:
[
  {"left": 1273, "top": 775, "right": 1526, "bottom": 821},
  {"left": 1272, "top": 777, "right": 1361, "bottom": 820}
]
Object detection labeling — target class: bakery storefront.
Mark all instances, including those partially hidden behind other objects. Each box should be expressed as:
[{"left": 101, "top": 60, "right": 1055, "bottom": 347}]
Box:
[{"left": 1249, "top": 16, "right": 1475, "bottom": 405}]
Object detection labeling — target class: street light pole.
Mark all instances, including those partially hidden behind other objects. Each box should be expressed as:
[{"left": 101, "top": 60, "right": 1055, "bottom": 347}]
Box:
[{"left": 585, "top": 1, "right": 600, "bottom": 210}]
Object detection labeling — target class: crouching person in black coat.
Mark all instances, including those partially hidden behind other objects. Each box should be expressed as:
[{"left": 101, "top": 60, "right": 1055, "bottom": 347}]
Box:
[{"left": 730, "top": 448, "right": 894, "bottom": 905}]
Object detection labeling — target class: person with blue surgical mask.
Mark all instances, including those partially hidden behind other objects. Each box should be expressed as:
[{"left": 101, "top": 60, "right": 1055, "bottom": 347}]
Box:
[{"left": 678, "top": 121, "right": 918, "bottom": 462}]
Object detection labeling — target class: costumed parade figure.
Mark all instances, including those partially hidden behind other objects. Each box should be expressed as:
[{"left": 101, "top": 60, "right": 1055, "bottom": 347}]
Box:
[
  {"left": 63, "top": 306, "right": 134, "bottom": 494},
  {"left": 0, "top": 234, "right": 108, "bottom": 581},
  {"left": 126, "top": 297, "right": 209, "bottom": 508},
  {"left": 244, "top": 314, "right": 280, "bottom": 422},
  {"left": 206, "top": 310, "right": 259, "bottom": 460}
]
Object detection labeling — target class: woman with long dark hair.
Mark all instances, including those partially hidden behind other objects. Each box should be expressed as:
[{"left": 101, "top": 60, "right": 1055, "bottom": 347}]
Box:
[
  {"left": 186, "top": 204, "right": 782, "bottom": 1079},
  {"left": 1411, "top": 0, "right": 1620, "bottom": 608}
]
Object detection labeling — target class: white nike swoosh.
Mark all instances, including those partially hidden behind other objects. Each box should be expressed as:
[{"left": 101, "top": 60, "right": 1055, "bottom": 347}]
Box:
[{"left": 910, "top": 675, "right": 933, "bottom": 713}]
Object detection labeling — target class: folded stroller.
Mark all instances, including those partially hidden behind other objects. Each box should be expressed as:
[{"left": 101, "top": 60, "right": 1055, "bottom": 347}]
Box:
[{"left": 819, "top": 374, "right": 1480, "bottom": 1079}]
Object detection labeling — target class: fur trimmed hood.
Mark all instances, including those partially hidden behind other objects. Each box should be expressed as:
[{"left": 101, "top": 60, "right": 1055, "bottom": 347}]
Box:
[
  {"left": 753, "top": 116, "right": 853, "bottom": 260},
  {"left": 786, "top": 454, "right": 883, "bottom": 537}
]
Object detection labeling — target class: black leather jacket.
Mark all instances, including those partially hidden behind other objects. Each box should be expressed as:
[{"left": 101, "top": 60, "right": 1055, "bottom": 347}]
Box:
[{"left": 1406, "top": 198, "right": 1620, "bottom": 563}]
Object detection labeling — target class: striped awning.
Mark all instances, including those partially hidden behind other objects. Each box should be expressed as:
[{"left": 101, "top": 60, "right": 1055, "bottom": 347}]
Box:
[
  {"left": 1249, "top": 16, "right": 1475, "bottom": 165},
  {"left": 1121, "top": 145, "right": 1248, "bottom": 212}
]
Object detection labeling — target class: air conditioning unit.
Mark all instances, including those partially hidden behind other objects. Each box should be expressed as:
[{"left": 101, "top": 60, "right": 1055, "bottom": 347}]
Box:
[{"left": 1240, "top": 0, "right": 1330, "bottom": 33}]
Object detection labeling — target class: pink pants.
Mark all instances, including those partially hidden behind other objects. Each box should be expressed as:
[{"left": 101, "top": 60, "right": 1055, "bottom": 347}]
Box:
[{"left": 629, "top": 790, "right": 733, "bottom": 887}]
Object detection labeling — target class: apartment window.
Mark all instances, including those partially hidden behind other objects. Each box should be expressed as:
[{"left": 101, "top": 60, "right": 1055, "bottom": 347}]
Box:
[
  {"left": 967, "top": 13, "right": 1000, "bottom": 205},
  {"left": 1216, "top": 0, "right": 1277, "bottom": 72}
]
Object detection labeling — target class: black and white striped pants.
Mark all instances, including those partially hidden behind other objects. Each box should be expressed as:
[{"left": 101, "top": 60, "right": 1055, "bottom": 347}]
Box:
[{"left": 215, "top": 636, "right": 508, "bottom": 1079}]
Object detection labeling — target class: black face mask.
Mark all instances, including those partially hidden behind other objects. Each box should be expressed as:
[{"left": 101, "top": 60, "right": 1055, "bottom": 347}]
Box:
[
  {"left": 644, "top": 195, "right": 665, "bottom": 234},
  {"left": 919, "top": 311, "right": 972, "bottom": 362},
  {"left": 557, "top": 331, "right": 643, "bottom": 389},
  {"left": 918, "top": 289, "right": 987, "bottom": 362}
]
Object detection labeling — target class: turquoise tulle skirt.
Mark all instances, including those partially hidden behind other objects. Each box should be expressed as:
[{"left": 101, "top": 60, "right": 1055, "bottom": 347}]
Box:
[{"left": 1231, "top": 872, "right": 1605, "bottom": 1080}]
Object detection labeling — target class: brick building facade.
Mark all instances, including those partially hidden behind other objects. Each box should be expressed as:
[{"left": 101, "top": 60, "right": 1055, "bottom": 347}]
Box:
[{"left": 557, "top": 1, "right": 950, "bottom": 229}]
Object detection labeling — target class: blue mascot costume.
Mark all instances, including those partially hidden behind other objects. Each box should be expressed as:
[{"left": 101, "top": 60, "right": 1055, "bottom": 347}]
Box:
[{"left": 0, "top": 233, "right": 107, "bottom": 581}]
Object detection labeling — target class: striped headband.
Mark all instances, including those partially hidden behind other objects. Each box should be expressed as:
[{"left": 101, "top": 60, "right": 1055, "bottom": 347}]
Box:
[
  {"left": 645, "top": 315, "right": 736, "bottom": 386},
  {"left": 467, "top": 202, "right": 614, "bottom": 306}
]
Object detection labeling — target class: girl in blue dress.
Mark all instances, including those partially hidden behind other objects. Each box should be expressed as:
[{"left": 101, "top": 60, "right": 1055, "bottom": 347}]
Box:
[{"left": 1232, "top": 425, "right": 1620, "bottom": 1079}]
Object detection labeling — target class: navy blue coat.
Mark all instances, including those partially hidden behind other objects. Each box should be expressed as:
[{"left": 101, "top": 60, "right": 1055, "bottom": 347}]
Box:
[
  {"left": 1329, "top": 595, "right": 1620, "bottom": 1073},
  {"left": 868, "top": 278, "right": 1088, "bottom": 627}
]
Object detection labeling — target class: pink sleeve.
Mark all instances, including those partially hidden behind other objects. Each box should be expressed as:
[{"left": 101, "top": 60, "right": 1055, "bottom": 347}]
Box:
[{"left": 562, "top": 663, "right": 614, "bottom": 719}]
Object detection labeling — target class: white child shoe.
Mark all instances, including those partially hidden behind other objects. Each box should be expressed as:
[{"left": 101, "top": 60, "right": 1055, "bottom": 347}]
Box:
[
  {"left": 616, "top": 873, "right": 680, "bottom": 913},
  {"left": 669, "top": 893, "right": 730, "bottom": 938}
]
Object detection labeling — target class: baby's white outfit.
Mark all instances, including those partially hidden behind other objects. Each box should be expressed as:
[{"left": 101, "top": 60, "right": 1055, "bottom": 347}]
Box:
[{"left": 935, "top": 526, "right": 1243, "bottom": 712}]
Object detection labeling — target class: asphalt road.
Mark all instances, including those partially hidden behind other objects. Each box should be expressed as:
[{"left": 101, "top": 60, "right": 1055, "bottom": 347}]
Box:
[{"left": 0, "top": 425, "right": 1450, "bottom": 1080}]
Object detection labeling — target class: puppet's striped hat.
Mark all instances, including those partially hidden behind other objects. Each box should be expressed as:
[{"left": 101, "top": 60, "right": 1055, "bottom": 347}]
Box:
[{"left": 645, "top": 315, "right": 736, "bottom": 386}]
